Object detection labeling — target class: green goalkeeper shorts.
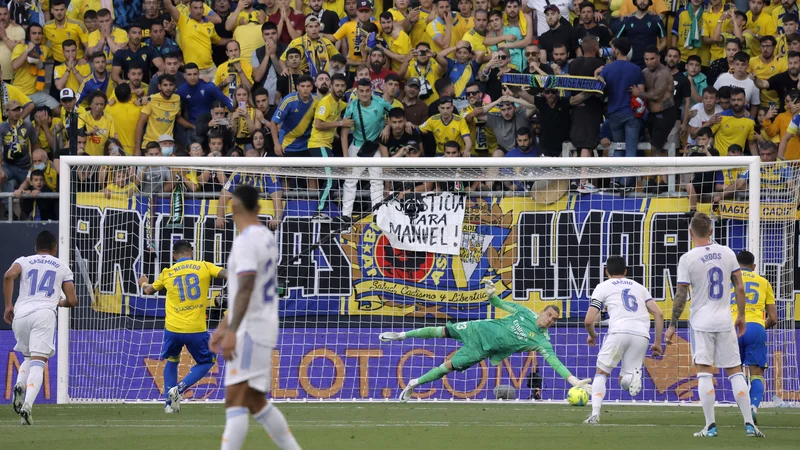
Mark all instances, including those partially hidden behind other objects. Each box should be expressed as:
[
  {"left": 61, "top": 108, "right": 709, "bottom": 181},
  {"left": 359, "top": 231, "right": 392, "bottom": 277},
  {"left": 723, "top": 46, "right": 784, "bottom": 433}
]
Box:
[{"left": 446, "top": 321, "right": 488, "bottom": 371}]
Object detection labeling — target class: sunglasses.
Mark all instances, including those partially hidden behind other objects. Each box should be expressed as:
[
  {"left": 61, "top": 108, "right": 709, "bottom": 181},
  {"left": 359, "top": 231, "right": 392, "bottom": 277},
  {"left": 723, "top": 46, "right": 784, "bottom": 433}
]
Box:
[
  {"left": 525, "top": 52, "right": 537, "bottom": 57},
  {"left": 499, "top": 55, "right": 509, "bottom": 60},
  {"left": 466, "top": 90, "right": 481, "bottom": 96}
]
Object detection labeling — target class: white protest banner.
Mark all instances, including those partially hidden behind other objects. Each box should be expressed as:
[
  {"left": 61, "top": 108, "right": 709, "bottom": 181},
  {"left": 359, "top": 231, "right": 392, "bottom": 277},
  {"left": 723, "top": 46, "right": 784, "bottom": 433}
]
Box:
[{"left": 375, "top": 192, "right": 466, "bottom": 255}]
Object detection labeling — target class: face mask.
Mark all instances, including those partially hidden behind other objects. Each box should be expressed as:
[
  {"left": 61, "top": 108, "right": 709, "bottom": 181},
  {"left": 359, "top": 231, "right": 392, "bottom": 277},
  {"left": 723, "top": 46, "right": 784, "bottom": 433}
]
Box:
[
  {"left": 161, "top": 147, "right": 174, "bottom": 156},
  {"left": 33, "top": 162, "right": 46, "bottom": 170}
]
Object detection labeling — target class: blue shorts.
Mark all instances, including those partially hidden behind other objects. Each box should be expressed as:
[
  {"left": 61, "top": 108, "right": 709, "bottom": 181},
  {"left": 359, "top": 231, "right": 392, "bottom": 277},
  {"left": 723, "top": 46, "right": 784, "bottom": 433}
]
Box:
[
  {"left": 738, "top": 322, "right": 767, "bottom": 368},
  {"left": 161, "top": 330, "right": 215, "bottom": 365}
]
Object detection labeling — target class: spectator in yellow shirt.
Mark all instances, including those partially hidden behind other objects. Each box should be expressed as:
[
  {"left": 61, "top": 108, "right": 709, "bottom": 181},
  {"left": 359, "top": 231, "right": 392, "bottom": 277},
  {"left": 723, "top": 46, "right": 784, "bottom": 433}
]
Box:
[
  {"left": 11, "top": 24, "right": 60, "bottom": 111},
  {"left": 282, "top": 16, "right": 340, "bottom": 75},
  {"left": 616, "top": 0, "right": 669, "bottom": 18},
  {"left": 427, "top": 0, "right": 458, "bottom": 53},
  {"left": 378, "top": 11, "right": 412, "bottom": 73},
  {"left": 85, "top": 9, "right": 128, "bottom": 69},
  {"left": 54, "top": 39, "right": 91, "bottom": 94},
  {"left": 68, "top": 0, "right": 113, "bottom": 22},
  {"left": 80, "top": 91, "right": 117, "bottom": 157},
  {"left": 334, "top": 0, "right": 379, "bottom": 69},
  {"left": 166, "top": 0, "right": 221, "bottom": 81},
  {"left": 106, "top": 83, "right": 143, "bottom": 155},
  {"left": 746, "top": 0, "right": 778, "bottom": 57},
  {"left": 215, "top": 41, "right": 255, "bottom": 100},
  {"left": 454, "top": 0, "right": 474, "bottom": 42},
  {"left": 43, "top": 0, "right": 88, "bottom": 64},
  {"left": 0, "top": 5, "right": 25, "bottom": 84},
  {"left": 777, "top": 91, "right": 800, "bottom": 159}
]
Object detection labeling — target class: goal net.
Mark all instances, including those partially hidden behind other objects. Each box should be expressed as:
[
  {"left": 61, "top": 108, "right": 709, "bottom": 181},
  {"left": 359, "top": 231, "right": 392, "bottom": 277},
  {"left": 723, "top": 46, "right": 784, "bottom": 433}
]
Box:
[{"left": 56, "top": 156, "right": 799, "bottom": 405}]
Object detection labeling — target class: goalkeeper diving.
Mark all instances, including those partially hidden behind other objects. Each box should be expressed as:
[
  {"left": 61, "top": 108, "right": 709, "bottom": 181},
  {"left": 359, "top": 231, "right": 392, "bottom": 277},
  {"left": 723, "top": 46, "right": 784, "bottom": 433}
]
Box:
[{"left": 380, "top": 281, "right": 591, "bottom": 401}]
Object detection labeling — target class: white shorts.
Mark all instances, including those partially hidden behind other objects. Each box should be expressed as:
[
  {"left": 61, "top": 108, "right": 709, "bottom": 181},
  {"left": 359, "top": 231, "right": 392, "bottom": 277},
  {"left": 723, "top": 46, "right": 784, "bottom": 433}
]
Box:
[
  {"left": 12, "top": 309, "right": 56, "bottom": 358},
  {"left": 596, "top": 333, "right": 649, "bottom": 375},
  {"left": 690, "top": 327, "right": 741, "bottom": 368},
  {"left": 224, "top": 331, "right": 272, "bottom": 393}
]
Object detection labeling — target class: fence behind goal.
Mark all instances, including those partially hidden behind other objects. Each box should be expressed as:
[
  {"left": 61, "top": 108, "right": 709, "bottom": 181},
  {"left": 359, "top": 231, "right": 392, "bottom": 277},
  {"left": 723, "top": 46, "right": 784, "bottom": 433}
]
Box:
[{"left": 57, "top": 156, "right": 799, "bottom": 404}]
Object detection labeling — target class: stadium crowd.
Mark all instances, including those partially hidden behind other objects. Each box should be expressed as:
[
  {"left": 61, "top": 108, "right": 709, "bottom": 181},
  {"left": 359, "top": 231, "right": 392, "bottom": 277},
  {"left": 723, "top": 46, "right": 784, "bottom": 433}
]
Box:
[{"left": 0, "top": 0, "right": 797, "bottom": 221}]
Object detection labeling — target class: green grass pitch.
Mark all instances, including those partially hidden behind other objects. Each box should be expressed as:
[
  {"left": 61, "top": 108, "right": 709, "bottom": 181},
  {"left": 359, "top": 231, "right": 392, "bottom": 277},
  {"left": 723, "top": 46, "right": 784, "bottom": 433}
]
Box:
[{"left": 3, "top": 403, "right": 800, "bottom": 449}]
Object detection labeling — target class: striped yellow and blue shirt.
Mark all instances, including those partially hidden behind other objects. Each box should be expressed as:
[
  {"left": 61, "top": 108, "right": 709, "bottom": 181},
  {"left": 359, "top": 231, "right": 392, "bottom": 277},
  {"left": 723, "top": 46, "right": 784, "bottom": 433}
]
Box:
[{"left": 271, "top": 93, "right": 318, "bottom": 153}]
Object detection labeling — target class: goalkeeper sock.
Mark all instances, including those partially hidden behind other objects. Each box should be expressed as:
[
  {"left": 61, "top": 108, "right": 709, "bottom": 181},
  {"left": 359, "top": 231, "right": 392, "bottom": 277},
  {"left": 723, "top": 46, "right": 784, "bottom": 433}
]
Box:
[
  {"left": 24, "top": 359, "right": 46, "bottom": 407},
  {"left": 221, "top": 407, "right": 249, "bottom": 450},
  {"left": 254, "top": 403, "right": 301, "bottom": 450},
  {"left": 16, "top": 357, "right": 30, "bottom": 387},
  {"left": 418, "top": 363, "right": 452, "bottom": 385},
  {"left": 591, "top": 374, "right": 607, "bottom": 417},
  {"left": 164, "top": 360, "right": 179, "bottom": 404},
  {"left": 749, "top": 375, "right": 764, "bottom": 409},
  {"left": 178, "top": 362, "right": 215, "bottom": 394},
  {"left": 729, "top": 372, "right": 755, "bottom": 424},
  {"left": 697, "top": 372, "right": 716, "bottom": 428},
  {"left": 405, "top": 327, "right": 444, "bottom": 339}
]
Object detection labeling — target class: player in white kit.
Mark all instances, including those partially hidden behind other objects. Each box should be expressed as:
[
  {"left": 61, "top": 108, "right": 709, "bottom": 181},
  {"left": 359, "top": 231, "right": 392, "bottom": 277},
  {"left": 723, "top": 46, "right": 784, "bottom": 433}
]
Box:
[
  {"left": 3, "top": 231, "right": 77, "bottom": 425},
  {"left": 583, "top": 256, "right": 664, "bottom": 424},
  {"left": 209, "top": 185, "right": 300, "bottom": 450},
  {"left": 665, "top": 213, "right": 764, "bottom": 438}
]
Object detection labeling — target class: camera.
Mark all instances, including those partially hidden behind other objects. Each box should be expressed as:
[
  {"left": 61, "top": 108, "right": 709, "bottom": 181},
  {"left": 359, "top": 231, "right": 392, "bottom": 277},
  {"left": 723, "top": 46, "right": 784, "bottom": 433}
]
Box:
[
  {"left": 688, "top": 145, "right": 706, "bottom": 154},
  {"left": 526, "top": 370, "right": 543, "bottom": 400}
]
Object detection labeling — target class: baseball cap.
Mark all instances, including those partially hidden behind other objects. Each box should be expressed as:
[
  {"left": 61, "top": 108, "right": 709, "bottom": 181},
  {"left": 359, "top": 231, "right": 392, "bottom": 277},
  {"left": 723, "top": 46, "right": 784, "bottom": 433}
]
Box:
[
  {"left": 60, "top": 88, "right": 76, "bottom": 100},
  {"left": 544, "top": 4, "right": 560, "bottom": 14},
  {"left": 158, "top": 134, "right": 175, "bottom": 143},
  {"left": 331, "top": 54, "right": 347, "bottom": 64},
  {"left": 5, "top": 100, "right": 21, "bottom": 111},
  {"left": 406, "top": 78, "right": 421, "bottom": 88},
  {"left": 305, "top": 15, "right": 319, "bottom": 26},
  {"left": 439, "top": 96, "right": 453, "bottom": 104},
  {"left": 357, "top": 0, "right": 372, "bottom": 11}
]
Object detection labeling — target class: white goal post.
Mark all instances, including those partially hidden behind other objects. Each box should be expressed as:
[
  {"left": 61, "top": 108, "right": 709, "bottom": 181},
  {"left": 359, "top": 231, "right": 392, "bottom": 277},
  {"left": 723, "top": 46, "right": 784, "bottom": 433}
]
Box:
[{"left": 56, "top": 155, "right": 800, "bottom": 405}]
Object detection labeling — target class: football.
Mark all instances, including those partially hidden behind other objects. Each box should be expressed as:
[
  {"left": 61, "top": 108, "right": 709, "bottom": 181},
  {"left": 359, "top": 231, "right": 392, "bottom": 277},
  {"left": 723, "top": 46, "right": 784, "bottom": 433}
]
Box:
[{"left": 567, "top": 386, "right": 589, "bottom": 406}]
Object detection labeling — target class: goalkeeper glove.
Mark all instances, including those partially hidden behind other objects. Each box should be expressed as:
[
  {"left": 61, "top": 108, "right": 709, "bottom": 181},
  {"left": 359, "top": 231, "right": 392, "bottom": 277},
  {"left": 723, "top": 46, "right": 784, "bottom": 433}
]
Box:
[
  {"left": 484, "top": 279, "right": 496, "bottom": 299},
  {"left": 567, "top": 376, "right": 591, "bottom": 389}
]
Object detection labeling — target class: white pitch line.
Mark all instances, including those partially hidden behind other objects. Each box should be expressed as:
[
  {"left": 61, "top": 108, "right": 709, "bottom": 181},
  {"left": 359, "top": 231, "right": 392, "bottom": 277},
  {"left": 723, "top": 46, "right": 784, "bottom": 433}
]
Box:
[{"left": 4, "top": 421, "right": 798, "bottom": 430}]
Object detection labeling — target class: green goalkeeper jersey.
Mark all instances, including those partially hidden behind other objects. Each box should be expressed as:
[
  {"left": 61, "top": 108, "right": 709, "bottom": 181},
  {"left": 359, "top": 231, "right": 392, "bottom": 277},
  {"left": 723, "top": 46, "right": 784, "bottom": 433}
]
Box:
[{"left": 459, "top": 296, "right": 572, "bottom": 380}]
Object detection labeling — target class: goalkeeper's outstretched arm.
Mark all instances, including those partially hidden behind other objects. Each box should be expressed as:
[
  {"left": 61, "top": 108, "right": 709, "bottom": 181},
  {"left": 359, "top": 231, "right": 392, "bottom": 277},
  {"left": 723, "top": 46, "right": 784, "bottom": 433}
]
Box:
[
  {"left": 484, "top": 280, "right": 516, "bottom": 314},
  {"left": 537, "top": 342, "right": 590, "bottom": 389}
]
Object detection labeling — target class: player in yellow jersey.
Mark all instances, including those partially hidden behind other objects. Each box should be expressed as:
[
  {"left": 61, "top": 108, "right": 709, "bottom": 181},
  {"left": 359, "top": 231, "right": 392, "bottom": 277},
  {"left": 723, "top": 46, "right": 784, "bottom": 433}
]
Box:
[
  {"left": 730, "top": 250, "right": 778, "bottom": 424},
  {"left": 139, "top": 240, "right": 227, "bottom": 413}
]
